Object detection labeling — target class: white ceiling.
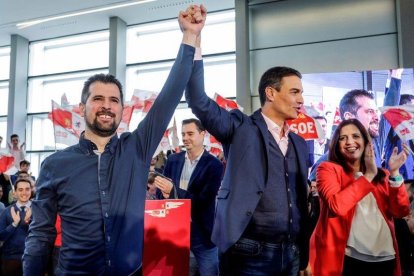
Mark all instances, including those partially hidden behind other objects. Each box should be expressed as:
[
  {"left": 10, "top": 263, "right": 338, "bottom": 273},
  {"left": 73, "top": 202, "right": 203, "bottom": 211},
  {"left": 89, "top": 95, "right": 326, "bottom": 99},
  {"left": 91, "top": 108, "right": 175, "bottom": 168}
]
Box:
[{"left": 0, "top": 0, "right": 235, "bottom": 47}]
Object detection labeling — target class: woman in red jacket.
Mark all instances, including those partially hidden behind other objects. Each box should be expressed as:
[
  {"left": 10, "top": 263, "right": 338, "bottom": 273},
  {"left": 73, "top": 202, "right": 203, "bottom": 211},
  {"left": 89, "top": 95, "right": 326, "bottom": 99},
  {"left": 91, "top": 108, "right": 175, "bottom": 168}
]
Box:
[{"left": 310, "top": 119, "right": 410, "bottom": 276}]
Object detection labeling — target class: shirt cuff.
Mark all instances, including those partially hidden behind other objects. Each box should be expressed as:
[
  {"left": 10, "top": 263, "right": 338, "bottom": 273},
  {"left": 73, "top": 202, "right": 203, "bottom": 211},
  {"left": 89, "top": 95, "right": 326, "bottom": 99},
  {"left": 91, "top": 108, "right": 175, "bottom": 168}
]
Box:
[
  {"left": 194, "top": 47, "right": 202, "bottom": 60},
  {"left": 389, "top": 179, "right": 404, "bottom": 187}
]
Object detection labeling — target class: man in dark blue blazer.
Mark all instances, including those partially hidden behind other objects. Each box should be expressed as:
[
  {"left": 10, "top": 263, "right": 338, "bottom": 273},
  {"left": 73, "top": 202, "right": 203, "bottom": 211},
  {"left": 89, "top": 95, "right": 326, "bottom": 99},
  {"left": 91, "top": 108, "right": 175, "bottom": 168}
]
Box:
[
  {"left": 155, "top": 118, "right": 223, "bottom": 276},
  {"left": 185, "top": 43, "right": 310, "bottom": 274},
  {"left": 306, "top": 115, "right": 330, "bottom": 168}
]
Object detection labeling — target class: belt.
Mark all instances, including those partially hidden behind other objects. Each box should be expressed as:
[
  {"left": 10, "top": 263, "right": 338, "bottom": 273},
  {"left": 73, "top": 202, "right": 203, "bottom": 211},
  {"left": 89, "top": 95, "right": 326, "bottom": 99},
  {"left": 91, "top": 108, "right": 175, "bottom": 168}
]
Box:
[{"left": 243, "top": 234, "right": 297, "bottom": 244}]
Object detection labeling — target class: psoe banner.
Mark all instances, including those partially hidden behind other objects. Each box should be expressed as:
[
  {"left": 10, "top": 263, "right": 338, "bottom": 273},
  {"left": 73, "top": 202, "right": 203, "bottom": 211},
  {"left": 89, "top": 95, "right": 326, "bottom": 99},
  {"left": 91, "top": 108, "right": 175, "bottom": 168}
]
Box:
[{"left": 143, "top": 199, "right": 191, "bottom": 276}]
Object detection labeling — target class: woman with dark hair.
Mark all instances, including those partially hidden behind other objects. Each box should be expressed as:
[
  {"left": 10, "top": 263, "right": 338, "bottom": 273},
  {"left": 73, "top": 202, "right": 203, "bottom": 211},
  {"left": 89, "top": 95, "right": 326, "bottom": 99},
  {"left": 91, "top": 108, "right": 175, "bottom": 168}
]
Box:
[{"left": 310, "top": 119, "right": 410, "bottom": 276}]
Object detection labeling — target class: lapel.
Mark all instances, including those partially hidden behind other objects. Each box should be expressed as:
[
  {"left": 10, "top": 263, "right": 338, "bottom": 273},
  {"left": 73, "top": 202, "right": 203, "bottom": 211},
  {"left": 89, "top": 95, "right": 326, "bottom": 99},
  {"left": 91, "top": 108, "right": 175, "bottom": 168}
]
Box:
[
  {"left": 288, "top": 133, "right": 307, "bottom": 184},
  {"left": 188, "top": 150, "right": 208, "bottom": 190},
  {"left": 174, "top": 152, "right": 186, "bottom": 184},
  {"left": 251, "top": 110, "right": 270, "bottom": 190},
  {"left": 251, "top": 110, "right": 270, "bottom": 155}
]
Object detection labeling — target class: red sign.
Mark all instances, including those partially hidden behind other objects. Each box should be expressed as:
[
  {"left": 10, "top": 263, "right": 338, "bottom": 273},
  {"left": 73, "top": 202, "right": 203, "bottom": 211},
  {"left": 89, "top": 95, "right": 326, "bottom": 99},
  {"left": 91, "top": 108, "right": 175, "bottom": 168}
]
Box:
[
  {"left": 287, "top": 113, "right": 324, "bottom": 140},
  {"left": 143, "top": 199, "right": 191, "bottom": 276}
]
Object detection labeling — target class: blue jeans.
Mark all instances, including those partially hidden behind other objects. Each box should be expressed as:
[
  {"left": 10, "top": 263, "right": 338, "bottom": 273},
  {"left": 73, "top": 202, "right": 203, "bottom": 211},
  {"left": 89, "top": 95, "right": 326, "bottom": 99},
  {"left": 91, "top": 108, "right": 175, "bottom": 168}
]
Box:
[
  {"left": 190, "top": 237, "right": 219, "bottom": 276},
  {"left": 220, "top": 237, "right": 300, "bottom": 275}
]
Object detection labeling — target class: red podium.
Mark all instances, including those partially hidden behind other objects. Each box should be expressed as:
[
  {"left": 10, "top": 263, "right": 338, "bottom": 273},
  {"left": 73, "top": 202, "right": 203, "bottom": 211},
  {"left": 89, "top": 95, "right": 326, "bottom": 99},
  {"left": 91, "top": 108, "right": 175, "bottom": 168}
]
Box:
[{"left": 143, "top": 199, "right": 191, "bottom": 276}]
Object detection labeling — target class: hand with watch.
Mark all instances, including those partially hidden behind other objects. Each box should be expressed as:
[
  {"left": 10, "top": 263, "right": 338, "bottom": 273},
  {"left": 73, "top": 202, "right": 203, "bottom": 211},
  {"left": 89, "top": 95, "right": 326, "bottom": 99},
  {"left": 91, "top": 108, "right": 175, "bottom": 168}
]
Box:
[{"left": 388, "top": 144, "right": 410, "bottom": 185}]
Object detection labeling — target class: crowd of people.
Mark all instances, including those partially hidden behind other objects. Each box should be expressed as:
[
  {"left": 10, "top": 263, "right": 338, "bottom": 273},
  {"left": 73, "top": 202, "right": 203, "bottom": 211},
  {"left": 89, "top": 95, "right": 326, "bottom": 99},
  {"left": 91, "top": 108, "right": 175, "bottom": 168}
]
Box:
[{"left": 0, "top": 4, "right": 413, "bottom": 276}]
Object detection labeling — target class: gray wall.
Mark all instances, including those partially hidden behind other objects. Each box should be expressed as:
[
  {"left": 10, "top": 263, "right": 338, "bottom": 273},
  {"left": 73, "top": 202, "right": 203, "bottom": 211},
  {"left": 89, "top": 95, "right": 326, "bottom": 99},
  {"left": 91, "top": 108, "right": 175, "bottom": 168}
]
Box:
[{"left": 245, "top": 0, "right": 411, "bottom": 110}]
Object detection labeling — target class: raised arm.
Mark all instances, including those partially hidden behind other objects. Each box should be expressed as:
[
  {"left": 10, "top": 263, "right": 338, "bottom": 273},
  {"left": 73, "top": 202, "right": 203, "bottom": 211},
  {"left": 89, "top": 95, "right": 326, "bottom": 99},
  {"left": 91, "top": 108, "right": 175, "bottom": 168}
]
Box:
[{"left": 133, "top": 5, "right": 206, "bottom": 164}]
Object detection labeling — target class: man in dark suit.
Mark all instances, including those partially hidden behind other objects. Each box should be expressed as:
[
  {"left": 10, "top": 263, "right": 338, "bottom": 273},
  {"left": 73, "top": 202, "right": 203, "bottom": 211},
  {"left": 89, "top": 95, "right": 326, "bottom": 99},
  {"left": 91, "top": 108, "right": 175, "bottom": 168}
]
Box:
[
  {"left": 155, "top": 118, "right": 223, "bottom": 276},
  {"left": 185, "top": 46, "right": 310, "bottom": 274},
  {"left": 306, "top": 115, "right": 330, "bottom": 168}
]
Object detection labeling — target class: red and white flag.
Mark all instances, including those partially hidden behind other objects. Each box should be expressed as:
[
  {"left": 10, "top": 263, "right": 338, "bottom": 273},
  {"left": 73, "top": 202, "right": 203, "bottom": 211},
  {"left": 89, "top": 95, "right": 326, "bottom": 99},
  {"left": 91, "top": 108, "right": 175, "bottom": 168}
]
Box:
[
  {"left": 287, "top": 112, "right": 325, "bottom": 140},
  {"left": 153, "top": 130, "right": 172, "bottom": 157},
  {"left": 214, "top": 93, "right": 243, "bottom": 111},
  {"left": 204, "top": 132, "right": 223, "bottom": 157},
  {"left": 117, "top": 102, "right": 135, "bottom": 134},
  {"left": 332, "top": 107, "right": 341, "bottom": 127},
  {"left": 49, "top": 100, "right": 85, "bottom": 146},
  {"left": 170, "top": 117, "right": 180, "bottom": 152},
  {"left": 0, "top": 152, "right": 14, "bottom": 173},
  {"left": 131, "top": 89, "right": 158, "bottom": 113},
  {"left": 380, "top": 105, "right": 414, "bottom": 141}
]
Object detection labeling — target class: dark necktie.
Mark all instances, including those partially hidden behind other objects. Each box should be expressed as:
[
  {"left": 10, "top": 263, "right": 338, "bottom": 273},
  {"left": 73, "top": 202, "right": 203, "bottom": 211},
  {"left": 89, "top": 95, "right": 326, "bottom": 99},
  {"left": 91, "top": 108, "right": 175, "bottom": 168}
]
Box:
[{"left": 20, "top": 206, "right": 26, "bottom": 222}]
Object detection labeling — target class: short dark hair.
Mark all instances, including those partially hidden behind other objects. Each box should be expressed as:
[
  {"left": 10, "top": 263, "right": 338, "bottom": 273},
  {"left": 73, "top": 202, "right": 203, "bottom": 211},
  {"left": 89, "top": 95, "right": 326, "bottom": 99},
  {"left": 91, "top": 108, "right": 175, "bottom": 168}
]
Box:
[
  {"left": 182, "top": 118, "right": 205, "bottom": 132},
  {"left": 10, "top": 134, "right": 18, "bottom": 140},
  {"left": 339, "top": 89, "right": 374, "bottom": 120},
  {"left": 81, "top": 74, "right": 123, "bottom": 105},
  {"left": 258, "top": 66, "right": 302, "bottom": 106},
  {"left": 328, "top": 119, "right": 385, "bottom": 180},
  {"left": 20, "top": 160, "right": 30, "bottom": 166},
  {"left": 400, "top": 94, "right": 414, "bottom": 105},
  {"left": 14, "top": 178, "right": 32, "bottom": 190},
  {"left": 313, "top": 115, "right": 327, "bottom": 123}
]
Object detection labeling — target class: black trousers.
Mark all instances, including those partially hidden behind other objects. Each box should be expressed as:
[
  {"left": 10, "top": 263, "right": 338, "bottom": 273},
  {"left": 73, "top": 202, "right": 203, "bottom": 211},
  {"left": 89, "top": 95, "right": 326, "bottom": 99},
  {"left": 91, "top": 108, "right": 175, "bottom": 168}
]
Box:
[
  {"left": 342, "top": 255, "right": 395, "bottom": 276},
  {"left": 2, "top": 258, "right": 22, "bottom": 276}
]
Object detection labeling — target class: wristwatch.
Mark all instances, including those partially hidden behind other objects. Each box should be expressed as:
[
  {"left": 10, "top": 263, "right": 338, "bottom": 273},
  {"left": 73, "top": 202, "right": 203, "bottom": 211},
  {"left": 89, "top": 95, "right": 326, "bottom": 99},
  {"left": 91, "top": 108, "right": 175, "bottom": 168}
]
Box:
[{"left": 389, "top": 174, "right": 403, "bottom": 182}]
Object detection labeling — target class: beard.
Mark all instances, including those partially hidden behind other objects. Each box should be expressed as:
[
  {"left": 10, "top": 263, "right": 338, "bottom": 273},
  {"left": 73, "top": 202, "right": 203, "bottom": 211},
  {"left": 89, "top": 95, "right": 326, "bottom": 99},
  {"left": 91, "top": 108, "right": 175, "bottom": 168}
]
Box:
[
  {"left": 368, "top": 126, "right": 379, "bottom": 138},
  {"left": 85, "top": 110, "right": 120, "bottom": 137}
]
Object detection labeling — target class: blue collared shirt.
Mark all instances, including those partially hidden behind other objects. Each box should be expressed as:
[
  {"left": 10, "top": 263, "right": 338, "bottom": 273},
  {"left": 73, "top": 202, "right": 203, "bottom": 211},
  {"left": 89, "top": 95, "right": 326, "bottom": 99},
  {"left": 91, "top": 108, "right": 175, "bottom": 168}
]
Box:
[{"left": 23, "top": 43, "right": 195, "bottom": 275}]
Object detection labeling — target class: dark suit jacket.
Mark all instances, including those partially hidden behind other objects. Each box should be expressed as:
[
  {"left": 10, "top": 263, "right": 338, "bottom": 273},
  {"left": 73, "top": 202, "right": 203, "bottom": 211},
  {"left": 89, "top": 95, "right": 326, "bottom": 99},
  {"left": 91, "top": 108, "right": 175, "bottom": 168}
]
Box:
[
  {"left": 306, "top": 139, "right": 330, "bottom": 168},
  {"left": 185, "top": 60, "right": 310, "bottom": 269},
  {"left": 160, "top": 150, "right": 223, "bottom": 248}
]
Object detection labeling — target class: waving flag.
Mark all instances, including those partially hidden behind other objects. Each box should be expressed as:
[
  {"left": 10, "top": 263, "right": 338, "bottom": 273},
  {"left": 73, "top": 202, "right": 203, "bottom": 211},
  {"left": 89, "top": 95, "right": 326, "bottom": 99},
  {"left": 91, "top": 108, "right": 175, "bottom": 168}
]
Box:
[
  {"left": 204, "top": 132, "right": 223, "bottom": 157},
  {"left": 131, "top": 89, "right": 158, "bottom": 113},
  {"left": 380, "top": 105, "right": 414, "bottom": 141},
  {"left": 50, "top": 100, "right": 85, "bottom": 146},
  {"left": 333, "top": 107, "right": 341, "bottom": 126},
  {"left": 170, "top": 117, "right": 180, "bottom": 152},
  {"left": 287, "top": 112, "right": 325, "bottom": 140},
  {"left": 214, "top": 93, "right": 243, "bottom": 111},
  {"left": 0, "top": 152, "right": 14, "bottom": 173},
  {"left": 117, "top": 102, "right": 135, "bottom": 134}
]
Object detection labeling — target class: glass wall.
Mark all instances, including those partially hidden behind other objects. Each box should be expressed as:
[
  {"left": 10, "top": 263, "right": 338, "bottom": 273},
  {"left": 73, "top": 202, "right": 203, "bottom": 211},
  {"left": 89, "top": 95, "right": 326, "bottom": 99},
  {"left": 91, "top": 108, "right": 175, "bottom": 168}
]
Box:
[
  {"left": 24, "top": 10, "right": 236, "bottom": 174},
  {"left": 27, "top": 32, "right": 109, "bottom": 169},
  {"left": 0, "top": 46, "right": 10, "bottom": 148},
  {"left": 126, "top": 10, "right": 236, "bottom": 138}
]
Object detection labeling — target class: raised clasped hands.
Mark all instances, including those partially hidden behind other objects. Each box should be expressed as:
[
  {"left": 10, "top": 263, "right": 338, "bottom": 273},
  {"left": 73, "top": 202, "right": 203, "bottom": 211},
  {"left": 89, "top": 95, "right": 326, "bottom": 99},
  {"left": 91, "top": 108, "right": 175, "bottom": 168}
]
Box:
[
  {"left": 388, "top": 144, "right": 409, "bottom": 175},
  {"left": 179, "top": 4, "right": 207, "bottom": 46}
]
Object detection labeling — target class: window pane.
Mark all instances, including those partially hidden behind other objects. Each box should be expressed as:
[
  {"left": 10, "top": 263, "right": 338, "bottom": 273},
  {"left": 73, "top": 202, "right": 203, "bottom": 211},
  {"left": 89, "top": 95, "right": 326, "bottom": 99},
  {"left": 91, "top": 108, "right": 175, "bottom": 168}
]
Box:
[
  {"left": 125, "top": 54, "right": 236, "bottom": 102},
  {"left": 26, "top": 113, "right": 67, "bottom": 151},
  {"left": 27, "top": 70, "right": 108, "bottom": 113},
  {"left": 0, "top": 117, "right": 6, "bottom": 148},
  {"left": 126, "top": 11, "right": 235, "bottom": 64},
  {"left": 128, "top": 106, "right": 195, "bottom": 145},
  {"left": 0, "top": 81, "right": 8, "bottom": 115},
  {"left": 26, "top": 152, "right": 54, "bottom": 178},
  {"left": 29, "top": 32, "right": 109, "bottom": 76},
  {"left": 0, "top": 47, "right": 10, "bottom": 80}
]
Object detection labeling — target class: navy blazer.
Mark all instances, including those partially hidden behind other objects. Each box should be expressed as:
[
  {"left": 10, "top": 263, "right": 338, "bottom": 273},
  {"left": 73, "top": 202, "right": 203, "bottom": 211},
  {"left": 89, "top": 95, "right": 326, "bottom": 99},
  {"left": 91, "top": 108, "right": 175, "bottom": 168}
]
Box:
[
  {"left": 186, "top": 60, "right": 310, "bottom": 269},
  {"left": 306, "top": 139, "right": 330, "bottom": 168},
  {"left": 161, "top": 151, "right": 223, "bottom": 248}
]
